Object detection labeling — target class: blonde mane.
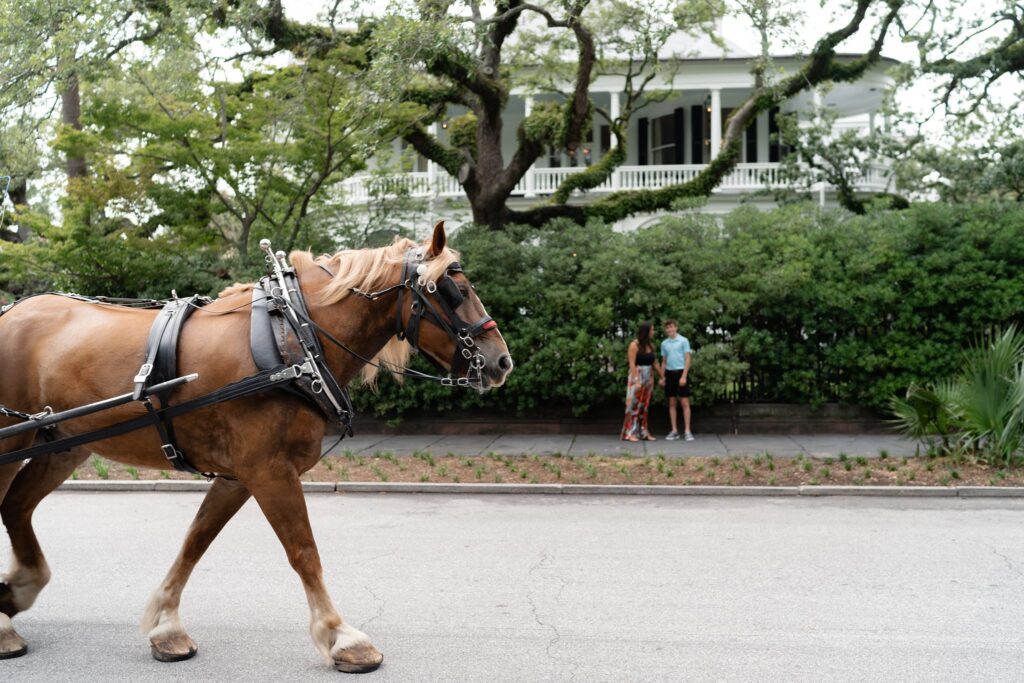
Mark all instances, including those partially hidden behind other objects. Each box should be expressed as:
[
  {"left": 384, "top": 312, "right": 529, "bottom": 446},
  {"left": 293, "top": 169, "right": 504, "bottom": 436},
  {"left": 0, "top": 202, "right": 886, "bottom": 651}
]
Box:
[{"left": 289, "top": 237, "right": 461, "bottom": 388}]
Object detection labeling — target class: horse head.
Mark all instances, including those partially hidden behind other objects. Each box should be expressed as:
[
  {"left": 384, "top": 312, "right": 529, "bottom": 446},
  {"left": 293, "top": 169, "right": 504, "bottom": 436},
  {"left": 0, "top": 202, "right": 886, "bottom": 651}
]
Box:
[{"left": 400, "top": 221, "right": 513, "bottom": 391}]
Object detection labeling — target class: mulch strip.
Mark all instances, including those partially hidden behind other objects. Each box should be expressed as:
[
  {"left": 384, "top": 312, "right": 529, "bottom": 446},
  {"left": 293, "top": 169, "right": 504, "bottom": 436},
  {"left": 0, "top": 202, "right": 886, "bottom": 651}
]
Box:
[{"left": 70, "top": 451, "right": 1024, "bottom": 487}]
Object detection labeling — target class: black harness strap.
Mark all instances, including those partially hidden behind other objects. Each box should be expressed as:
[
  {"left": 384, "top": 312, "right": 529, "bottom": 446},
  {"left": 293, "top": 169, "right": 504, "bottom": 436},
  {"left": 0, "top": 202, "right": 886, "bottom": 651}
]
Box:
[
  {"left": 132, "top": 295, "right": 208, "bottom": 475},
  {"left": 262, "top": 273, "right": 355, "bottom": 435}
]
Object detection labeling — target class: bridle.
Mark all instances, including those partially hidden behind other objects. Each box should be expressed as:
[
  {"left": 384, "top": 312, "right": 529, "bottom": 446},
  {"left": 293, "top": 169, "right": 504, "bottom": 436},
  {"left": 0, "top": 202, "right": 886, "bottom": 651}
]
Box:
[
  {"left": 293, "top": 245, "right": 499, "bottom": 389},
  {"left": 395, "top": 246, "right": 497, "bottom": 384}
]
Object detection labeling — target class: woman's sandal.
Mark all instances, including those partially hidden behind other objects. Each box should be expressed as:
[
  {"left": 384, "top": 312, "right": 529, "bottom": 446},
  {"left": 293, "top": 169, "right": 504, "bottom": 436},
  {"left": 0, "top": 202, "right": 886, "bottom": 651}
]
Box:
[
  {"left": 624, "top": 435, "right": 640, "bottom": 442},
  {"left": 642, "top": 434, "right": 656, "bottom": 441}
]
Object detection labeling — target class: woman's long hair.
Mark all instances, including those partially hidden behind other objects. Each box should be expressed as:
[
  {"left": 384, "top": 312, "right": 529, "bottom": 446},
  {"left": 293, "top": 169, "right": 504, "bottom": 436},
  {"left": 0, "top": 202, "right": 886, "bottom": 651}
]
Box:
[{"left": 636, "top": 320, "right": 653, "bottom": 352}]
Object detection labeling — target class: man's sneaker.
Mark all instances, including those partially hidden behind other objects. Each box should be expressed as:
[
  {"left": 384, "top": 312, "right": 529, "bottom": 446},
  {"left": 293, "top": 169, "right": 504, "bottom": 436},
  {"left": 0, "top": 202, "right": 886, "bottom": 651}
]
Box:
[
  {"left": 666, "top": 431, "right": 680, "bottom": 441},
  {"left": 684, "top": 432, "right": 695, "bottom": 441}
]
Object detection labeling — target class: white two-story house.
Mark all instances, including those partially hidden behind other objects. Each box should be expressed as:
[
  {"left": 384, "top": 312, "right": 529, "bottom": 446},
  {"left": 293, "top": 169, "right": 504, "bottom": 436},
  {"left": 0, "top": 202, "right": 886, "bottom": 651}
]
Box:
[{"left": 341, "top": 32, "right": 898, "bottom": 228}]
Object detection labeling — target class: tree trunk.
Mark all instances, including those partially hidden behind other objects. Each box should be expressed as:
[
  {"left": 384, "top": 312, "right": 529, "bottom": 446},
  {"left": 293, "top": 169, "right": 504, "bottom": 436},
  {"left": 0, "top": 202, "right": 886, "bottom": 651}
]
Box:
[{"left": 62, "top": 72, "right": 87, "bottom": 181}]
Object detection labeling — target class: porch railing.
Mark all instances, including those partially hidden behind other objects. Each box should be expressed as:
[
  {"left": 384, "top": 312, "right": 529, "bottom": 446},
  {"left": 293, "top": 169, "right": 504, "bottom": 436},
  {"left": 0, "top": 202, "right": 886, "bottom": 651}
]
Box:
[{"left": 339, "top": 161, "right": 893, "bottom": 203}]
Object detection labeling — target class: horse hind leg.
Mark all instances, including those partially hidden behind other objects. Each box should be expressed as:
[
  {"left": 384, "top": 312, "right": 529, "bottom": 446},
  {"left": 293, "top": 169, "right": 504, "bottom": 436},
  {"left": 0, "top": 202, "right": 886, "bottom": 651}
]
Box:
[
  {"left": 0, "top": 430, "right": 37, "bottom": 659},
  {"left": 142, "top": 476, "right": 251, "bottom": 662},
  {"left": 0, "top": 445, "right": 88, "bottom": 659}
]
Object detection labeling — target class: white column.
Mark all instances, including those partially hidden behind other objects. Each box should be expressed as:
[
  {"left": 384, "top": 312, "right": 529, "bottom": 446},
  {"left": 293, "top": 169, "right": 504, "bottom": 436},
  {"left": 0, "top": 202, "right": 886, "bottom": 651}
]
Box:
[
  {"left": 427, "top": 123, "right": 438, "bottom": 188},
  {"left": 524, "top": 95, "right": 536, "bottom": 197},
  {"left": 868, "top": 112, "right": 876, "bottom": 135},
  {"left": 427, "top": 122, "right": 438, "bottom": 227},
  {"left": 610, "top": 91, "right": 621, "bottom": 189},
  {"left": 710, "top": 89, "right": 722, "bottom": 160},
  {"left": 609, "top": 91, "right": 620, "bottom": 147},
  {"left": 757, "top": 111, "right": 769, "bottom": 163}
]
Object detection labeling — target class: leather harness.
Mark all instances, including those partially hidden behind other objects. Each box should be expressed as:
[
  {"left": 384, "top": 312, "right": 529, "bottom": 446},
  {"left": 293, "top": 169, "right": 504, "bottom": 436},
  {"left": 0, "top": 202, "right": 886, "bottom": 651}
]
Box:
[{"left": 0, "top": 242, "right": 498, "bottom": 475}]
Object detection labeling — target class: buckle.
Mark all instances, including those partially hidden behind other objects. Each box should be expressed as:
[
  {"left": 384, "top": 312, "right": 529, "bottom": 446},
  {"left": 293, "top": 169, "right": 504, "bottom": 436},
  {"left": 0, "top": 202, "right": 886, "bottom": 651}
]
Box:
[
  {"left": 134, "top": 363, "right": 153, "bottom": 384},
  {"left": 441, "top": 377, "right": 454, "bottom": 386},
  {"left": 161, "top": 444, "right": 181, "bottom": 461},
  {"left": 456, "top": 377, "right": 471, "bottom": 387},
  {"left": 270, "top": 362, "right": 313, "bottom": 383}
]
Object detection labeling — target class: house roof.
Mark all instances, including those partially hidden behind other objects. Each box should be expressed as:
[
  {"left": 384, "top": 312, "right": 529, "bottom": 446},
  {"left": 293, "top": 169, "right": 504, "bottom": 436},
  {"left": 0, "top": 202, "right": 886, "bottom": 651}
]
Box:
[{"left": 601, "top": 28, "right": 901, "bottom": 67}]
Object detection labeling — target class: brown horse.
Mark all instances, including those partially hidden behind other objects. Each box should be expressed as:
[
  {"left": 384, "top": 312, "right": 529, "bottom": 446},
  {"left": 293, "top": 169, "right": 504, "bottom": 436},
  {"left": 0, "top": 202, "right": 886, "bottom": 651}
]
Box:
[{"left": 0, "top": 223, "right": 512, "bottom": 672}]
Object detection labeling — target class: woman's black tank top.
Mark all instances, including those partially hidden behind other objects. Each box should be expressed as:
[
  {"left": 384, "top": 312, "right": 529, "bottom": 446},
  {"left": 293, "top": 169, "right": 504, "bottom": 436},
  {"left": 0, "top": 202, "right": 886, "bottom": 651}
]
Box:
[{"left": 636, "top": 349, "right": 655, "bottom": 367}]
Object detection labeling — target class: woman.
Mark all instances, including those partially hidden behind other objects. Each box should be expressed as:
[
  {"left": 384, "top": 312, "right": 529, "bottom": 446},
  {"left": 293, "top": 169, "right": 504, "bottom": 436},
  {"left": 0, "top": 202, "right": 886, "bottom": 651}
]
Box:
[{"left": 621, "top": 320, "right": 661, "bottom": 441}]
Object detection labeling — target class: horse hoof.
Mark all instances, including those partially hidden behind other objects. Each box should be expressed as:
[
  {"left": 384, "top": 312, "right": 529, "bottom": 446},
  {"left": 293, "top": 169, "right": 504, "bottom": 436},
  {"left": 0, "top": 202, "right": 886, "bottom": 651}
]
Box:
[
  {"left": 150, "top": 634, "right": 198, "bottom": 663},
  {"left": 333, "top": 642, "right": 383, "bottom": 673},
  {"left": 0, "top": 629, "right": 28, "bottom": 660}
]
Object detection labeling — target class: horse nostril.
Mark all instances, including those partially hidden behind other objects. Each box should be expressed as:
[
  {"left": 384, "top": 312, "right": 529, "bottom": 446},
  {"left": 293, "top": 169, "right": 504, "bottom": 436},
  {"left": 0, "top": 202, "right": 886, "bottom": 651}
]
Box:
[{"left": 497, "top": 354, "right": 513, "bottom": 372}]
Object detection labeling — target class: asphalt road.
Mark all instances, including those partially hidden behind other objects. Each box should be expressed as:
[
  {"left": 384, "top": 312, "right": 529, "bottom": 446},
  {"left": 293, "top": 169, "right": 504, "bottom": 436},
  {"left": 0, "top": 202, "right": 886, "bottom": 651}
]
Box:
[{"left": 4, "top": 492, "right": 1024, "bottom": 682}]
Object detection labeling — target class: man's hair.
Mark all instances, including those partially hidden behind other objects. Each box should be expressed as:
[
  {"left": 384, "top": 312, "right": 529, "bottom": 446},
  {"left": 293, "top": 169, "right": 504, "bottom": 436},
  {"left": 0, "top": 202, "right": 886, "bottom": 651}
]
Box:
[{"left": 664, "top": 319, "right": 677, "bottom": 327}]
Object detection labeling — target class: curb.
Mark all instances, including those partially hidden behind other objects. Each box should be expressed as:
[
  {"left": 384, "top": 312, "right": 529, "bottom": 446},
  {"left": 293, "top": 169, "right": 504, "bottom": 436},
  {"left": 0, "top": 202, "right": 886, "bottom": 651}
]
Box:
[{"left": 55, "top": 480, "right": 1024, "bottom": 498}]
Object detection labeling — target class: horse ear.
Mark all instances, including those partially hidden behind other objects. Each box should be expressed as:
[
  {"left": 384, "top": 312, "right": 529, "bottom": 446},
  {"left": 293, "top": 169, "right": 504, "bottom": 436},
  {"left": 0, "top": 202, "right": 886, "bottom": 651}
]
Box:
[{"left": 427, "top": 220, "right": 446, "bottom": 257}]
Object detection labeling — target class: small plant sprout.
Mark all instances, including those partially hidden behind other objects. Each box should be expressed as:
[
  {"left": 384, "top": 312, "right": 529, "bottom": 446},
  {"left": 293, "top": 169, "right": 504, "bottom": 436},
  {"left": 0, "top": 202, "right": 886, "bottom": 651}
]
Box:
[
  {"left": 91, "top": 456, "right": 109, "bottom": 480},
  {"left": 126, "top": 466, "right": 139, "bottom": 481}
]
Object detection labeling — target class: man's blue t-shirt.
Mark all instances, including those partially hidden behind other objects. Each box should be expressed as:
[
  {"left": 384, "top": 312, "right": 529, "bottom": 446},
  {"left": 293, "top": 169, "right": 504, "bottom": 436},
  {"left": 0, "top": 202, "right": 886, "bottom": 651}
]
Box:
[{"left": 660, "top": 336, "right": 691, "bottom": 371}]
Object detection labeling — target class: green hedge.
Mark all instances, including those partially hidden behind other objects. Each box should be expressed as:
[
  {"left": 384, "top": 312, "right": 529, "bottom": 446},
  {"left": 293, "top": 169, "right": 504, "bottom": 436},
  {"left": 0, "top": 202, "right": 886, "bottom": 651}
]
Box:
[
  {"left": 354, "top": 202, "right": 1024, "bottom": 416},
  {"left": 6, "top": 201, "right": 1022, "bottom": 417}
]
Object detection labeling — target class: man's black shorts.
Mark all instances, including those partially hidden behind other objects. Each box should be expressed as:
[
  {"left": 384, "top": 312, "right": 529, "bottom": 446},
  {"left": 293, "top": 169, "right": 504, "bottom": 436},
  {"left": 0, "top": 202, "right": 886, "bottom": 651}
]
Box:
[{"left": 665, "top": 370, "right": 691, "bottom": 398}]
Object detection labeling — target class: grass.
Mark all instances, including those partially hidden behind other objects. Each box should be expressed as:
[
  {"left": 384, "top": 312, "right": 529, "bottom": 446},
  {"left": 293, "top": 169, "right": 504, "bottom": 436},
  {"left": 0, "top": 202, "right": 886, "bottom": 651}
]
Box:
[{"left": 91, "top": 456, "right": 109, "bottom": 480}]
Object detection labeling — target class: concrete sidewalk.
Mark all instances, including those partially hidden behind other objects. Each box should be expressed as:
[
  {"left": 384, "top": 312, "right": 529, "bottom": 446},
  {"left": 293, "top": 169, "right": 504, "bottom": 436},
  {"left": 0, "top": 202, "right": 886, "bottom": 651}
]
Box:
[{"left": 323, "top": 432, "right": 917, "bottom": 458}]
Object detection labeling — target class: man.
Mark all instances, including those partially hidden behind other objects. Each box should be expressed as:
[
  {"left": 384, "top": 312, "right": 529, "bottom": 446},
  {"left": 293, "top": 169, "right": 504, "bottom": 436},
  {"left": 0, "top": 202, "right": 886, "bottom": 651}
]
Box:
[{"left": 658, "top": 320, "right": 694, "bottom": 441}]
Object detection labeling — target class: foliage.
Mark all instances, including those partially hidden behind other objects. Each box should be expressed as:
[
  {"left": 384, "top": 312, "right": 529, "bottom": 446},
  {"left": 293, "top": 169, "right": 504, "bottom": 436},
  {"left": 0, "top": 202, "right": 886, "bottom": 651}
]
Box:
[
  {"left": 773, "top": 105, "right": 909, "bottom": 213},
  {"left": 895, "top": 112, "right": 1024, "bottom": 203},
  {"left": 355, "top": 200, "right": 1024, "bottom": 418},
  {"left": 891, "top": 327, "right": 1024, "bottom": 465}
]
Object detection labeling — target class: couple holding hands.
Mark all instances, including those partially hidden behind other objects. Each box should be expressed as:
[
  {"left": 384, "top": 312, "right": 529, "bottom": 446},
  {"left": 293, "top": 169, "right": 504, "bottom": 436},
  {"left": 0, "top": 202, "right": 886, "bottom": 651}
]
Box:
[{"left": 621, "top": 319, "right": 694, "bottom": 443}]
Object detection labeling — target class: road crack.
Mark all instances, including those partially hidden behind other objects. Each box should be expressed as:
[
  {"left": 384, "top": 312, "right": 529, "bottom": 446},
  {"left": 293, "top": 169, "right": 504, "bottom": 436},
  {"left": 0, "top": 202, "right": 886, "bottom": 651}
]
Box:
[
  {"left": 359, "top": 584, "right": 386, "bottom": 631},
  {"left": 526, "top": 549, "right": 579, "bottom": 681},
  {"left": 989, "top": 545, "right": 1024, "bottom": 580}
]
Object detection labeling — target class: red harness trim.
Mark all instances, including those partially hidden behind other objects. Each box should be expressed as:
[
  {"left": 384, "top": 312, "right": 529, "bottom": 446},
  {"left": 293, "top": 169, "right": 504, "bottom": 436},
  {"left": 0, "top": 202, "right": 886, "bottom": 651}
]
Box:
[{"left": 482, "top": 319, "right": 498, "bottom": 331}]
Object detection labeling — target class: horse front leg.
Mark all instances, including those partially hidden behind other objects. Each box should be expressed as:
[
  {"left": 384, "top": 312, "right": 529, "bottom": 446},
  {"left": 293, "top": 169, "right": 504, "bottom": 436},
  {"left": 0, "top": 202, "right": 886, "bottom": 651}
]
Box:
[
  {"left": 142, "top": 476, "right": 251, "bottom": 662},
  {"left": 244, "top": 472, "right": 383, "bottom": 673}
]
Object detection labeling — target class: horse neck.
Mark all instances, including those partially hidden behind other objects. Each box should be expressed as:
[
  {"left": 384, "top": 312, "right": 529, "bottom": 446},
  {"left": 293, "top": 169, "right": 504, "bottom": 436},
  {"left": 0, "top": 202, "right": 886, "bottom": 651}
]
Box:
[{"left": 297, "top": 265, "right": 400, "bottom": 387}]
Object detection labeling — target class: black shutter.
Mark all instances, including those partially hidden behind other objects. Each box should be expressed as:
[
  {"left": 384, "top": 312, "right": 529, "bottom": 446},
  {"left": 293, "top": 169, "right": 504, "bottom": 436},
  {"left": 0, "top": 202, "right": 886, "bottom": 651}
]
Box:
[
  {"left": 638, "top": 117, "right": 649, "bottom": 166},
  {"left": 745, "top": 118, "right": 758, "bottom": 163},
  {"left": 768, "top": 107, "right": 780, "bottom": 163},
  {"left": 690, "top": 105, "right": 703, "bottom": 163},
  {"left": 673, "top": 108, "right": 685, "bottom": 164}
]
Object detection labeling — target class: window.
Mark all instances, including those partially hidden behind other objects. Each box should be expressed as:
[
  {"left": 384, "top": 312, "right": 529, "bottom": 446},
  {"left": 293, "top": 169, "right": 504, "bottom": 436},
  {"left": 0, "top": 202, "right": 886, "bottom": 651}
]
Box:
[
  {"left": 548, "top": 146, "right": 562, "bottom": 168},
  {"left": 650, "top": 114, "right": 676, "bottom": 165},
  {"left": 400, "top": 140, "right": 428, "bottom": 172}
]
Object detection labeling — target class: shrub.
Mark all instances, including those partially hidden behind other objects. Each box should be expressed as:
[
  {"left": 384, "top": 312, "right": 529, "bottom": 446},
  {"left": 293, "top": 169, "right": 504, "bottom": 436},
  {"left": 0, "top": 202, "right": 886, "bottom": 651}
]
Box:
[
  {"left": 891, "top": 326, "right": 1024, "bottom": 465},
  {"left": 356, "top": 202, "right": 1024, "bottom": 417}
]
